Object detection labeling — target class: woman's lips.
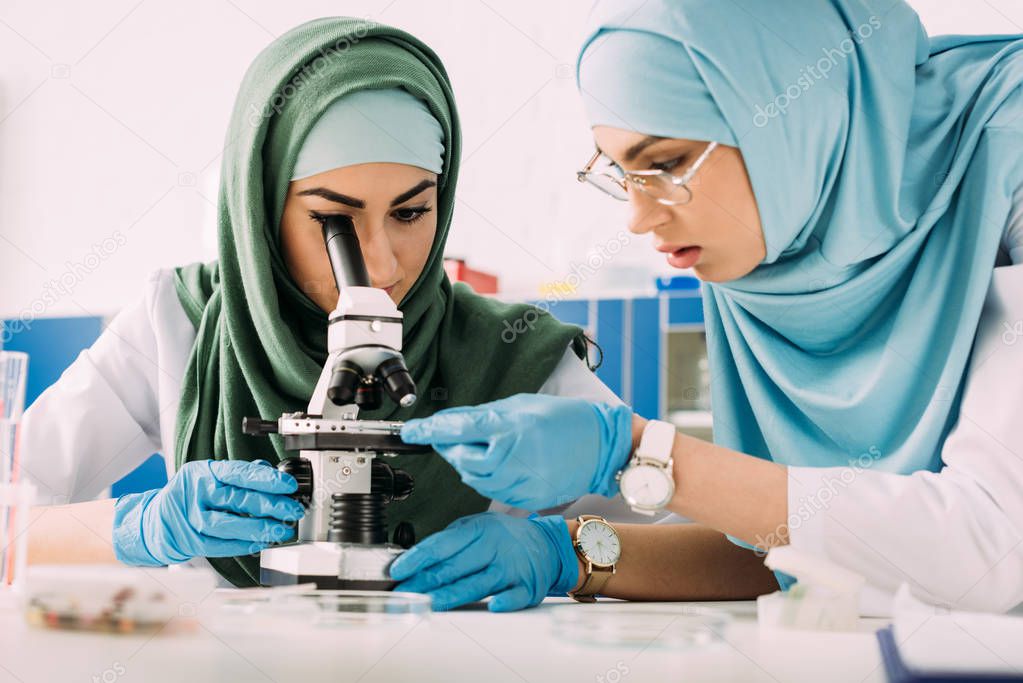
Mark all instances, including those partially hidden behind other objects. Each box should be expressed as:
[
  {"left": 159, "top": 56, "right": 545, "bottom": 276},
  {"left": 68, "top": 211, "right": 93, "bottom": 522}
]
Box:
[{"left": 666, "top": 246, "right": 703, "bottom": 269}]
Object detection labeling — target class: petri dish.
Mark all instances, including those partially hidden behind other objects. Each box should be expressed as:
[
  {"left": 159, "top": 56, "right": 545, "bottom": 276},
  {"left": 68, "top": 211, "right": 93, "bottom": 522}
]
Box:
[
  {"left": 272, "top": 590, "right": 431, "bottom": 627},
  {"left": 549, "top": 603, "right": 731, "bottom": 650},
  {"left": 210, "top": 588, "right": 430, "bottom": 631},
  {"left": 23, "top": 565, "right": 215, "bottom": 634}
]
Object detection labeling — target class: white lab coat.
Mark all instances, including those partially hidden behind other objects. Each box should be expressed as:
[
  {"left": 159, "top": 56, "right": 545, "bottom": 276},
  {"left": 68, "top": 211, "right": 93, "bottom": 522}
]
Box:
[
  {"left": 787, "top": 192, "right": 1023, "bottom": 615},
  {"left": 18, "top": 269, "right": 642, "bottom": 527}
]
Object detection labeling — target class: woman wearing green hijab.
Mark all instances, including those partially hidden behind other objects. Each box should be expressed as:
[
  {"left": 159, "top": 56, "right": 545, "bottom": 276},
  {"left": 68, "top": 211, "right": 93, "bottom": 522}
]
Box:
[{"left": 19, "top": 18, "right": 621, "bottom": 590}]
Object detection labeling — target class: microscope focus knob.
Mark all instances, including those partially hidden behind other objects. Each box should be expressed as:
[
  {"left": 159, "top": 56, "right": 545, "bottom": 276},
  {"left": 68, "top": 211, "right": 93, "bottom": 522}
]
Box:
[
  {"left": 371, "top": 461, "right": 414, "bottom": 502},
  {"left": 392, "top": 522, "right": 416, "bottom": 549},
  {"left": 278, "top": 456, "right": 314, "bottom": 508},
  {"left": 390, "top": 468, "right": 414, "bottom": 501}
]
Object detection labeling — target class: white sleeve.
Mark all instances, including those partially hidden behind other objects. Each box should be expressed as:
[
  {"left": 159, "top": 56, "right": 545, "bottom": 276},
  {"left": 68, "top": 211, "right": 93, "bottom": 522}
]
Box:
[
  {"left": 535, "top": 345, "right": 624, "bottom": 406},
  {"left": 19, "top": 271, "right": 171, "bottom": 504},
  {"left": 786, "top": 262, "right": 1023, "bottom": 615}
]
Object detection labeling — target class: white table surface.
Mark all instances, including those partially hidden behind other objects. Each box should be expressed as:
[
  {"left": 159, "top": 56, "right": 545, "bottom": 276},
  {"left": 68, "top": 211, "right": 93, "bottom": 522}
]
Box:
[{"left": 0, "top": 594, "right": 889, "bottom": 683}]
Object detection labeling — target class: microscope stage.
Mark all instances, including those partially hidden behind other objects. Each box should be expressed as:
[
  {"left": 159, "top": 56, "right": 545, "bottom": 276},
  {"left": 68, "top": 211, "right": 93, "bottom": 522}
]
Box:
[
  {"left": 282, "top": 431, "right": 430, "bottom": 453},
  {"left": 244, "top": 415, "right": 432, "bottom": 454}
]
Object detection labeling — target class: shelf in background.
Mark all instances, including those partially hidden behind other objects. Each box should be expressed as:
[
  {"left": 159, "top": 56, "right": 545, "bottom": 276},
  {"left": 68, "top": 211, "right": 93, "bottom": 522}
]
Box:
[{"left": 668, "top": 410, "right": 714, "bottom": 430}]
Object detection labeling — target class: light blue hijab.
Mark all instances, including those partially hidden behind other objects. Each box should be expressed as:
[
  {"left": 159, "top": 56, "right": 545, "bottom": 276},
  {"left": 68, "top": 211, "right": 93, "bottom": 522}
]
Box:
[
  {"left": 292, "top": 87, "right": 444, "bottom": 179},
  {"left": 578, "top": 1, "right": 1023, "bottom": 477}
]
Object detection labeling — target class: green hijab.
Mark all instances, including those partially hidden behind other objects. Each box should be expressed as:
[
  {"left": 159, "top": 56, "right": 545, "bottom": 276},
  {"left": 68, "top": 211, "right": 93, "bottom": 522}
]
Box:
[{"left": 173, "top": 17, "right": 587, "bottom": 587}]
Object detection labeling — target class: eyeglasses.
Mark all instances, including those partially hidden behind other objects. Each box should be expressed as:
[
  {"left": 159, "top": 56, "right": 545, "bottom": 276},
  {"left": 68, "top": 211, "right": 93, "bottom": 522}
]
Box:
[{"left": 576, "top": 141, "right": 718, "bottom": 206}]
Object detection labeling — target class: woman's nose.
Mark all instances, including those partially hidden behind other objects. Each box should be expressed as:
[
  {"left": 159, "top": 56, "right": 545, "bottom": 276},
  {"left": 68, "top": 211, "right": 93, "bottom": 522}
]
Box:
[
  {"left": 626, "top": 188, "right": 671, "bottom": 235},
  {"left": 357, "top": 221, "right": 399, "bottom": 287}
]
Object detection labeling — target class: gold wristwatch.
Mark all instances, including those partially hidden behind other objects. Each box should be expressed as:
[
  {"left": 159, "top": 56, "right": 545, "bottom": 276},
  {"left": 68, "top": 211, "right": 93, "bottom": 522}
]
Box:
[{"left": 568, "top": 515, "right": 621, "bottom": 603}]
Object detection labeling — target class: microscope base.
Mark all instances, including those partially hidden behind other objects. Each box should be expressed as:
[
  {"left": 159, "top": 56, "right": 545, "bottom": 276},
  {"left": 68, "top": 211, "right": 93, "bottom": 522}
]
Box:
[{"left": 259, "top": 541, "right": 401, "bottom": 591}]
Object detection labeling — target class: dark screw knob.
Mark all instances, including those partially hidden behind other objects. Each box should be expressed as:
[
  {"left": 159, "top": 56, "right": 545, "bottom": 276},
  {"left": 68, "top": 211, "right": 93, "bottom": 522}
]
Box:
[
  {"left": 278, "top": 456, "right": 313, "bottom": 508},
  {"left": 392, "top": 522, "right": 416, "bottom": 549},
  {"left": 242, "top": 417, "right": 278, "bottom": 436},
  {"left": 371, "top": 461, "right": 414, "bottom": 502}
]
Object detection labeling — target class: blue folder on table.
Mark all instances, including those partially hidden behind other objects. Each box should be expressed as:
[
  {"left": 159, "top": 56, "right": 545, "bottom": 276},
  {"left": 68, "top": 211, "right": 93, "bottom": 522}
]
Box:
[{"left": 878, "top": 626, "right": 1023, "bottom": 683}]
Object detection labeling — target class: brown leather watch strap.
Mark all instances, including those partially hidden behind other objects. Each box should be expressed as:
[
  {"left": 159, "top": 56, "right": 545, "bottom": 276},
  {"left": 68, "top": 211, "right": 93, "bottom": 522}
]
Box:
[{"left": 570, "top": 564, "right": 614, "bottom": 603}]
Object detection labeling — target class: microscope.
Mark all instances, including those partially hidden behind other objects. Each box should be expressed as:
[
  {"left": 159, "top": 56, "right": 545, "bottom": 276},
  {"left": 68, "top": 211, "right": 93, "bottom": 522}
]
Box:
[{"left": 242, "top": 215, "right": 430, "bottom": 590}]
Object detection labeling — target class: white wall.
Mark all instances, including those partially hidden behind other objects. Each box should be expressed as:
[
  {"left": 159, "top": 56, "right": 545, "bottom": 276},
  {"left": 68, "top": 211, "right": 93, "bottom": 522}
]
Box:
[{"left": 1, "top": 0, "right": 1020, "bottom": 321}]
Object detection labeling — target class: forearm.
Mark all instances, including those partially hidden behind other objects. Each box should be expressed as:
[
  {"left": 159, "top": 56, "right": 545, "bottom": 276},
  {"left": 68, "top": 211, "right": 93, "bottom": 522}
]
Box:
[
  {"left": 27, "top": 499, "right": 118, "bottom": 565},
  {"left": 565, "top": 520, "right": 779, "bottom": 601},
  {"left": 632, "top": 416, "right": 788, "bottom": 550}
]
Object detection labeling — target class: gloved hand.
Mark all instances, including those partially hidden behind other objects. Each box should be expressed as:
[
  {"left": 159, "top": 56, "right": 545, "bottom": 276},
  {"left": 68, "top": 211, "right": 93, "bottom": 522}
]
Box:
[
  {"left": 113, "top": 459, "right": 305, "bottom": 567},
  {"left": 389, "top": 512, "right": 579, "bottom": 612},
  {"left": 400, "top": 394, "right": 634, "bottom": 511}
]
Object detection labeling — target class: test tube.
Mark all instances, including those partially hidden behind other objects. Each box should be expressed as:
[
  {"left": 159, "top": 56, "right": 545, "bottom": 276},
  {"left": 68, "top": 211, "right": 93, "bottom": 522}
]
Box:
[{"left": 0, "top": 351, "right": 31, "bottom": 591}]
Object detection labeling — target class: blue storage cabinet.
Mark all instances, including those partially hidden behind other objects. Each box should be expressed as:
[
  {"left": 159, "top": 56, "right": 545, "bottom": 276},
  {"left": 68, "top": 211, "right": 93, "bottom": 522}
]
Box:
[{"left": 531, "top": 287, "right": 705, "bottom": 421}]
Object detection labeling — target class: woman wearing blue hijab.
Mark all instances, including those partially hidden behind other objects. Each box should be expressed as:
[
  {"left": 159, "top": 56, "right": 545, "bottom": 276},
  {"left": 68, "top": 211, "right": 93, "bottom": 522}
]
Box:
[{"left": 391, "top": 0, "right": 1023, "bottom": 613}]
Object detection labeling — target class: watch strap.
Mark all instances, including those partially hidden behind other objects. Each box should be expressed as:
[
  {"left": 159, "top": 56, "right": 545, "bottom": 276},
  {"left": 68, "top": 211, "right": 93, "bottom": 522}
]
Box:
[
  {"left": 621, "top": 420, "right": 677, "bottom": 515},
  {"left": 636, "top": 419, "right": 675, "bottom": 466},
  {"left": 570, "top": 565, "right": 613, "bottom": 604}
]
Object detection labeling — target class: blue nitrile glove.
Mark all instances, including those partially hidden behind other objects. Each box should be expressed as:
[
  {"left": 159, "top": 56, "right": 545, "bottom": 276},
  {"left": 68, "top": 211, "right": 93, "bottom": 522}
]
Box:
[
  {"left": 113, "top": 459, "right": 305, "bottom": 567},
  {"left": 400, "top": 394, "right": 634, "bottom": 511},
  {"left": 389, "top": 512, "right": 579, "bottom": 612}
]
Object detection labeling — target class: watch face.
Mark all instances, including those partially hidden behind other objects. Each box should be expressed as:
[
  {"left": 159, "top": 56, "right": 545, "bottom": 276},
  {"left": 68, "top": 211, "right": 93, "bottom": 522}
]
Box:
[
  {"left": 578, "top": 520, "right": 621, "bottom": 567},
  {"left": 620, "top": 463, "right": 674, "bottom": 509}
]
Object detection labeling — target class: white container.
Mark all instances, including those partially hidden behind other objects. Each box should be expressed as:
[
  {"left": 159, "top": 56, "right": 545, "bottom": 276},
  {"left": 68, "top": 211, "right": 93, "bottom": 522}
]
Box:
[{"left": 757, "top": 546, "right": 865, "bottom": 632}]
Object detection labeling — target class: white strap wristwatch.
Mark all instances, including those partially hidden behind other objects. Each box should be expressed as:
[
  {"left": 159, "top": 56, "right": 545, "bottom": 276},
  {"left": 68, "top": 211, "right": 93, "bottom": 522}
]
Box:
[{"left": 616, "top": 419, "right": 676, "bottom": 515}]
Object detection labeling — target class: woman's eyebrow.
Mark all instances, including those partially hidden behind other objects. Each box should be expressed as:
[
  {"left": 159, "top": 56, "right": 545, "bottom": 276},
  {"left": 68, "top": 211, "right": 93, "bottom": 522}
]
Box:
[
  {"left": 623, "top": 135, "right": 669, "bottom": 163},
  {"left": 390, "top": 179, "right": 436, "bottom": 207},
  {"left": 296, "top": 187, "right": 365, "bottom": 209}
]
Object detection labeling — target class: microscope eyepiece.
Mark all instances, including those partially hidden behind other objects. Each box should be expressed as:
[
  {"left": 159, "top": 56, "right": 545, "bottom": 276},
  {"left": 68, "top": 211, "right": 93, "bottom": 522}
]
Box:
[
  {"left": 322, "top": 214, "right": 370, "bottom": 289},
  {"left": 376, "top": 356, "right": 417, "bottom": 408}
]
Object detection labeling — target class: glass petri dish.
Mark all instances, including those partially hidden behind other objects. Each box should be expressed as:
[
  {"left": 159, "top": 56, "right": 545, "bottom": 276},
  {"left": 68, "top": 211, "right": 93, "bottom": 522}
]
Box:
[
  {"left": 210, "top": 588, "right": 431, "bottom": 631},
  {"left": 23, "top": 565, "right": 215, "bottom": 634},
  {"left": 549, "top": 603, "right": 731, "bottom": 650},
  {"left": 272, "top": 590, "right": 431, "bottom": 627}
]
